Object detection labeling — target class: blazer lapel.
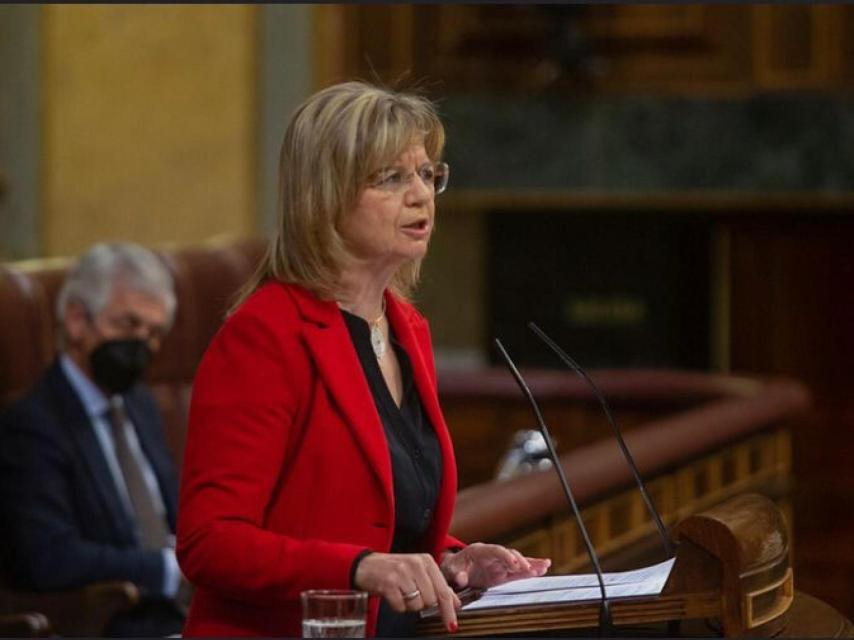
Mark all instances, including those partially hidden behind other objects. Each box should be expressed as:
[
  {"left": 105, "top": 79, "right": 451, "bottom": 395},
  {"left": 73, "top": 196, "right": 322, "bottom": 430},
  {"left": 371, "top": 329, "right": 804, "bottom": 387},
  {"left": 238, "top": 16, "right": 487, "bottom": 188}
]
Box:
[
  {"left": 47, "top": 363, "right": 136, "bottom": 542},
  {"left": 287, "top": 285, "right": 394, "bottom": 513}
]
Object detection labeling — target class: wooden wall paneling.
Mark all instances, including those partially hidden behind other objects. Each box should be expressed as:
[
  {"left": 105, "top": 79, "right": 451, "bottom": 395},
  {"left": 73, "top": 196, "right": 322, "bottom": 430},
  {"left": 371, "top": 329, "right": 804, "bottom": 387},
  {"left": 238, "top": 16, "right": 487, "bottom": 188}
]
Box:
[
  {"left": 752, "top": 5, "right": 842, "bottom": 90},
  {"left": 441, "top": 400, "right": 511, "bottom": 488},
  {"left": 728, "top": 217, "right": 854, "bottom": 617},
  {"left": 442, "top": 396, "right": 665, "bottom": 489},
  {"left": 729, "top": 218, "right": 854, "bottom": 382},
  {"left": 551, "top": 515, "right": 577, "bottom": 571},
  {"left": 837, "top": 5, "right": 854, "bottom": 85},
  {"left": 421, "top": 5, "right": 755, "bottom": 94},
  {"left": 583, "top": 5, "right": 753, "bottom": 95},
  {"left": 710, "top": 224, "right": 732, "bottom": 372},
  {"left": 313, "top": 5, "right": 421, "bottom": 89},
  {"left": 417, "top": 6, "right": 551, "bottom": 91},
  {"left": 314, "top": 5, "right": 760, "bottom": 95},
  {"left": 584, "top": 5, "right": 707, "bottom": 40},
  {"left": 495, "top": 428, "right": 792, "bottom": 576},
  {"left": 314, "top": 4, "right": 854, "bottom": 94},
  {"left": 354, "top": 5, "right": 414, "bottom": 85},
  {"left": 312, "top": 5, "right": 359, "bottom": 89}
]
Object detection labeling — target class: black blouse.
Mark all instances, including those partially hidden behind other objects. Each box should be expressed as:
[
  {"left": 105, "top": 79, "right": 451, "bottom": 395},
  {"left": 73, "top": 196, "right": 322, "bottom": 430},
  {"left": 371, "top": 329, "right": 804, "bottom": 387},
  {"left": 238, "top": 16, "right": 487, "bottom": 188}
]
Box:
[{"left": 341, "top": 309, "right": 442, "bottom": 636}]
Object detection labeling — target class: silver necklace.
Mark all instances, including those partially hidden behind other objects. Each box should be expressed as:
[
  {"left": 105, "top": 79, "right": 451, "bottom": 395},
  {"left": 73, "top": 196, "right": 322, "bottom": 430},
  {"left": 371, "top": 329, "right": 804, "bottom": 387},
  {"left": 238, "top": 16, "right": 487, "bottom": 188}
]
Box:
[{"left": 368, "top": 299, "right": 387, "bottom": 360}]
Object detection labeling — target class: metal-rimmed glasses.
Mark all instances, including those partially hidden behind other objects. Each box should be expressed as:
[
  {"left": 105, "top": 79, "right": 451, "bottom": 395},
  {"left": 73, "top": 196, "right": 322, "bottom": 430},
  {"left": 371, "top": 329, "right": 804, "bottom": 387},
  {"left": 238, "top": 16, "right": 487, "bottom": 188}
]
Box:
[{"left": 368, "top": 161, "right": 449, "bottom": 195}]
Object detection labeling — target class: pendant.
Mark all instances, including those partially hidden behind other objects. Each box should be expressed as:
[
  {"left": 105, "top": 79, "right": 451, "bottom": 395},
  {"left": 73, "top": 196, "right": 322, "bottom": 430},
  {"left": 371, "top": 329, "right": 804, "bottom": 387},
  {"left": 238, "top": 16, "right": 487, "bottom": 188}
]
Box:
[{"left": 370, "top": 323, "right": 386, "bottom": 360}]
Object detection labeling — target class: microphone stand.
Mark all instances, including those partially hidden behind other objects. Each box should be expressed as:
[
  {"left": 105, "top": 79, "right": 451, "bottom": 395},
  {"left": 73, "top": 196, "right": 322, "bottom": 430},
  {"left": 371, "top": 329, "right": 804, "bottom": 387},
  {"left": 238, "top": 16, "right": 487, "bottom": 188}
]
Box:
[
  {"left": 494, "top": 338, "right": 613, "bottom": 634},
  {"left": 527, "top": 322, "right": 676, "bottom": 559}
]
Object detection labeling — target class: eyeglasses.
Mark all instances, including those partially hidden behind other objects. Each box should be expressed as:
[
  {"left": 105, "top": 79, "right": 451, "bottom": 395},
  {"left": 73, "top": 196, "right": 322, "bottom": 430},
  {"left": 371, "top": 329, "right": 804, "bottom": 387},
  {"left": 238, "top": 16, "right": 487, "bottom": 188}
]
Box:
[
  {"left": 102, "top": 312, "right": 168, "bottom": 345},
  {"left": 368, "top": 161, "right": 450, "bottom": 195}
]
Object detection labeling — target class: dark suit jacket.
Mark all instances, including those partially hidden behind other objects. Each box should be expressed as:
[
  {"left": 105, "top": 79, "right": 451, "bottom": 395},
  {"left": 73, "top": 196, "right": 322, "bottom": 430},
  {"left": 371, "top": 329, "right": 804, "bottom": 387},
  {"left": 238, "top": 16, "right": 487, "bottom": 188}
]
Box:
[{"left": 0, "top": 359, "right": 179, "bottom": 595}]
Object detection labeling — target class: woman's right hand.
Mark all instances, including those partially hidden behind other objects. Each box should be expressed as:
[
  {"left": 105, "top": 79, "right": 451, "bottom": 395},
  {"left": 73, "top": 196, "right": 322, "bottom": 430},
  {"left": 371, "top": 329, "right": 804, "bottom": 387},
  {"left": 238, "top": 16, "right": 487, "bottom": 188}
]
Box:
[{"left": 353, "top": 552, "right": 461, "bottom": 633}]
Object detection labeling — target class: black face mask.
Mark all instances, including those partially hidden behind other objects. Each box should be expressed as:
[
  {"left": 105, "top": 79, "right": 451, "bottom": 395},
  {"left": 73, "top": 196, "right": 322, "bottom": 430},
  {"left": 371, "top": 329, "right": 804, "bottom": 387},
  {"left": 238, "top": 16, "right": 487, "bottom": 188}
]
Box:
[{"left": 89, "top": 339, "right": 152, "bottom": 395}]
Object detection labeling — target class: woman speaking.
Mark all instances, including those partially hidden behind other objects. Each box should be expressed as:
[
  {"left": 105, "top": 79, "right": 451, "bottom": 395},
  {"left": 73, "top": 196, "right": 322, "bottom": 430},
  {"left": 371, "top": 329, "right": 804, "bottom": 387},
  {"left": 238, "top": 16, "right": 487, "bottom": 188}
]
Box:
[{"left": 176, "top": 81, "right": 550, "bottom": 637}]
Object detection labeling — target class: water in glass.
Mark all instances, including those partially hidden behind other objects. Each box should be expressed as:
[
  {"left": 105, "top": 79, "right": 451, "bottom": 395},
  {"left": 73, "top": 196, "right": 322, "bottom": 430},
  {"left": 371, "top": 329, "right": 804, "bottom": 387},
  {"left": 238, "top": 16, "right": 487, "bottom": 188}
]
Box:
[{"left": 302, "top": 617, "right": 366, "bottom": 638}]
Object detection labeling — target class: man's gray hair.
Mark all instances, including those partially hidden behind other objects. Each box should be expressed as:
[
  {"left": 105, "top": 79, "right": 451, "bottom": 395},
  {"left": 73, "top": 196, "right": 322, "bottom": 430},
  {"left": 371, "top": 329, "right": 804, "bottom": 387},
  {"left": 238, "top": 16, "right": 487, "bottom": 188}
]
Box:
[{"left": 56, "top": 242, "right": 177, "bottom": 335}]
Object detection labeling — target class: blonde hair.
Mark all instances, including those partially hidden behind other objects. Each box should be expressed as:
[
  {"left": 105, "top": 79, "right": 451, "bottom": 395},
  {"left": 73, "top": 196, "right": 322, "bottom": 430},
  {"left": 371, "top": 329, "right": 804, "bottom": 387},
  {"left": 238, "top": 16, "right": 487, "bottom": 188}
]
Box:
[{"left": 234, "top": 81, "right": 445, "bottom": 310}]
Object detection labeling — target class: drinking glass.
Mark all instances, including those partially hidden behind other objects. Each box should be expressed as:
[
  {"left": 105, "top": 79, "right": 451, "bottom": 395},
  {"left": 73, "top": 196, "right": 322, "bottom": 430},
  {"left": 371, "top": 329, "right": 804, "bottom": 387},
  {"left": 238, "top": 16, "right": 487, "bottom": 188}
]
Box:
[{"left": 301, "top": 589, "right": 368, "bottom": 638}]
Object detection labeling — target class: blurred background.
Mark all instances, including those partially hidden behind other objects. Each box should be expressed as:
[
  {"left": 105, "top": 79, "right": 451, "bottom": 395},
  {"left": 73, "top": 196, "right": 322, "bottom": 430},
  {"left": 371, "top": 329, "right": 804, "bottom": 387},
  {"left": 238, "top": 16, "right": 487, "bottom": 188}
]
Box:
[{"left": 1, "top": 3, "right": 853, "bottom": 621}]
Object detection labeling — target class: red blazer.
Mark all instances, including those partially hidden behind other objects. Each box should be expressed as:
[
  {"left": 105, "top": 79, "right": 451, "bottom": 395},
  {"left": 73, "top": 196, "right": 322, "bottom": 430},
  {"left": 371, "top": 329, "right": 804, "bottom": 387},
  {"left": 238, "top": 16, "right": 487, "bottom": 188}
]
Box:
[{"left": 177, "top": 281, "right": 462, "bottom": 637}]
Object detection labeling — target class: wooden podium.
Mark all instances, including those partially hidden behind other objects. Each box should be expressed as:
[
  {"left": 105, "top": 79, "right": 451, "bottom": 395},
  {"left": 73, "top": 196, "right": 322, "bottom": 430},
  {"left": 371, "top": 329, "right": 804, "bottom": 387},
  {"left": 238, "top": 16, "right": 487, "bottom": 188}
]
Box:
[{"left": 418, "top": 493, "right": 808, "bottom": 637}]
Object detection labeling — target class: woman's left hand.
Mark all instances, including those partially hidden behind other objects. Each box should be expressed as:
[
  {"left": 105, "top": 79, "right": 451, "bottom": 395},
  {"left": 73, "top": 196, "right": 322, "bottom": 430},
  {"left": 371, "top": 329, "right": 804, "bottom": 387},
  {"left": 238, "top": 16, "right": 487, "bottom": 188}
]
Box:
[{"left": 440, "top": 543, "right": 551, "bottom": 590}]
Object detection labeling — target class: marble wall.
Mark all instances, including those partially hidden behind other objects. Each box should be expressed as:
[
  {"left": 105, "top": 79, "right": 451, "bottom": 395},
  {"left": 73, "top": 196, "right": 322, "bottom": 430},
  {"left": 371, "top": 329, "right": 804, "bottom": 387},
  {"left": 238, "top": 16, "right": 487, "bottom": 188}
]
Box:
[{"left": 441, "top": 93, "right": 854, "bottom": 191}]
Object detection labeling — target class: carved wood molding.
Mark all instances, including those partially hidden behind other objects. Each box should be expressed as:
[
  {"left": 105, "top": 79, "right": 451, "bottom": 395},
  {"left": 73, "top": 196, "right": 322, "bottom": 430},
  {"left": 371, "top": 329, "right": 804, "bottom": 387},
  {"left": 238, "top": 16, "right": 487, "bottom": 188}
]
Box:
[{"left": 312, "top": 5, "right": 854, "bottom": 95}]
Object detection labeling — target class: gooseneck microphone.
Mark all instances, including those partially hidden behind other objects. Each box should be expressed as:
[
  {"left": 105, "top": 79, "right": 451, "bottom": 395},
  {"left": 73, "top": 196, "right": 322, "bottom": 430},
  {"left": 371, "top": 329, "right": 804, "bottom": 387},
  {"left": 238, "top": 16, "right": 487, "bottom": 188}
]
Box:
[
  {"left": 494, "top": 338, "right": 613, "bottom": 633},
  {"left": 527, "top": 321, "right": 675, "bottom": 559}
]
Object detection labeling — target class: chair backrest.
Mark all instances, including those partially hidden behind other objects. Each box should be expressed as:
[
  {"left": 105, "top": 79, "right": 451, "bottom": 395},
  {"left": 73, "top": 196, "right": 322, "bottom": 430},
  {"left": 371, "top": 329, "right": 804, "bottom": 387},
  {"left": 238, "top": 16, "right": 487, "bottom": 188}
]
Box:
[
  {"left": 0, "top": 265, "right": 57, "bottom": 407},
  {"left": 0, "top": 236, "right": 267, "bottom": 470}
]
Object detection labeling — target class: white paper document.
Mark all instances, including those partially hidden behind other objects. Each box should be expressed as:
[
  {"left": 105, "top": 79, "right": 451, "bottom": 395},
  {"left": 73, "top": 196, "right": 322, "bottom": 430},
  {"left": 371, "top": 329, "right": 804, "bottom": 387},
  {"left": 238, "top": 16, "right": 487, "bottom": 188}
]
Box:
[{"left": 462, "top": 558, "right": 675, "bottom": 611}]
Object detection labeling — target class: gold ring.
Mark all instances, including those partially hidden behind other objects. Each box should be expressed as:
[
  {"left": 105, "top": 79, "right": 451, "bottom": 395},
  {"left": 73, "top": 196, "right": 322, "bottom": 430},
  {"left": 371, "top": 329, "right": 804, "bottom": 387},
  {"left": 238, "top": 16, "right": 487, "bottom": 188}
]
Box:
[{"left": 402, "top": 589, "right": 421, "bottom": 602}]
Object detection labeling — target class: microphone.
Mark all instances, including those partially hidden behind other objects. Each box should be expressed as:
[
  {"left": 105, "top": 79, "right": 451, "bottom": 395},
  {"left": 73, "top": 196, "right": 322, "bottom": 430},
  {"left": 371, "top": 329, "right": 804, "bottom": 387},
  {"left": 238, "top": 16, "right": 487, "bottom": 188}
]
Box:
[
  {"left": 527, "top": 321, "right": 675, "bottom": 559},
  {"left": 494, "top": 338, "right": 613, "bottom": 633}
]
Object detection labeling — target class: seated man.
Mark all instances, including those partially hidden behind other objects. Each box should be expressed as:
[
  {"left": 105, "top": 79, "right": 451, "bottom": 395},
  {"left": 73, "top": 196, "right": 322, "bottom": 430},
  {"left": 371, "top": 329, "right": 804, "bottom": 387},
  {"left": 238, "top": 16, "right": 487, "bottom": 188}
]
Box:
[{"left": 0, "top": 242, "right": 186, "bottom": 637}]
